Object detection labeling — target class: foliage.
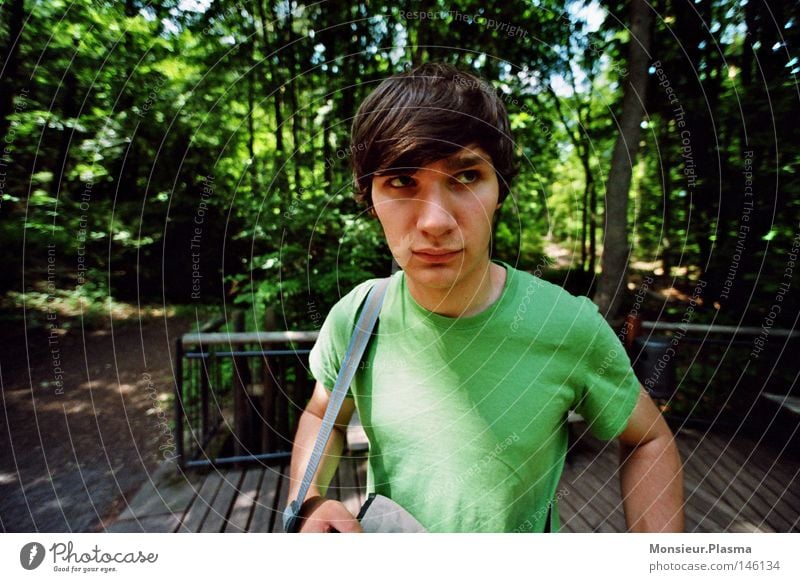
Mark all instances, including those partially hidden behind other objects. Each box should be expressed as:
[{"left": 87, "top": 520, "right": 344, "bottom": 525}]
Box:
[{"left": 1, "top": 0, "right": 797, "bottom": 343}]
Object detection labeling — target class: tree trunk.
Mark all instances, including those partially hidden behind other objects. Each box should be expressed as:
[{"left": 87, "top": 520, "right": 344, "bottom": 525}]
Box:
[
  {"left": 255, "top": 1, "right": 288, "bottom": 194},
  {"left": 54, "top": 43, "right": 78, "bottom": 199},
  {"left": 286, "top": 6, "right": 302, "bottom": 190},
  {"left": 323, "top": 117, "right": 332, "bottom": 186},
  {"left": 0, "top": 0, "right": 26, "bottom": 148},
  {"left": 413, "top": 17, "right": 427, "bottom": 66},
  {"left": 547, "top": 83, "right": 594, "bottom": 274},
  {"left": 589, "top": 180, "right": 597, "bottom": 276},
  {"left": 581, "top": 179, "right": 589, "bottom": 270},
  {"left": 661, "top": 124, "right": 673, "bottom": 278},
  {"left": 593, "top": 0, "right": 653, "bottom": 319},
  {"left": 247, "top": 51, "right": 257, "bottom": 195}
]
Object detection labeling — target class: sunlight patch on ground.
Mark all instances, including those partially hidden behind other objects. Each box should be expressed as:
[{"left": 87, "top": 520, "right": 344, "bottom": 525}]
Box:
[
  {"left": 2, "top": 290, "right": 176, "bottom": 322},
  {"left": 659, "top": 287, "right": 705, "bottom": 304},
  {"left": 0, "top": 472, "right": 18, "bottom": 484},
  {"left": 34, "top": 400, "right": 90, "bottom": 413},
  {"left": 629, "top": 260, "right": 696, "bottom": 278},
  {"left": 76, "top": 381, "right": 137, "bottom": 396},
  {"left": 543, "top": 241, "right": 578, "bottom": 269}
]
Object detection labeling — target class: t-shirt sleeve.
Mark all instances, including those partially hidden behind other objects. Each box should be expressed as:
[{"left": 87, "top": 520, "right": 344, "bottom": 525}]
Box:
[
  {"left": 308, "top": 280, "right": 375, "bottom": 396},
  {"left": 572, "top": 297, "right": 641, "bottom": 440}
]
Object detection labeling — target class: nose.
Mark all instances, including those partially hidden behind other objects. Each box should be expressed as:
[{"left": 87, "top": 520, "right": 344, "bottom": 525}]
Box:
[{"left": 416, "top": 182, "right": 457, "bottom": 237}]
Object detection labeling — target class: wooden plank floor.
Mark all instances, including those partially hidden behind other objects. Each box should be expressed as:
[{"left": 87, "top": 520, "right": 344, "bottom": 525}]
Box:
[{"left": 106, "top": 427, "right": 799, "bottom": 532}]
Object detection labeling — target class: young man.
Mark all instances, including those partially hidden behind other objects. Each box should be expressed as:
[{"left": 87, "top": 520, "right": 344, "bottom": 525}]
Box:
[{"left": 287, "top": 62, "right": 684, "bottom": 533}]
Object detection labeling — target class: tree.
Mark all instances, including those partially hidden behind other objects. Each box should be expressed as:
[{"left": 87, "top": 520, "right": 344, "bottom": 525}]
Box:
[{"left": 594, "top": 0, "right": 653, "bottom": 319}]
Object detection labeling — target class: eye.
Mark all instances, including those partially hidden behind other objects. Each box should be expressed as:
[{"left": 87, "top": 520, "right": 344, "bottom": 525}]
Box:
[
  {"left": 454, "top": 170, "right": 480, "bottom": 184},
  {"left": 387, "top": 175, "right": 414, "bottom": 188}
]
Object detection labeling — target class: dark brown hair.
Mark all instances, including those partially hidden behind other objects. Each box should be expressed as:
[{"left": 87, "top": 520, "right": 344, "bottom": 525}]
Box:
[{"left": 350, "top": 62, "right": 518, "bottom": 209}]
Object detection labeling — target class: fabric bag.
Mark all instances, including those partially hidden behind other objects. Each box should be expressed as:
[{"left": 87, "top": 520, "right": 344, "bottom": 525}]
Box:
[
  {"left": 357, "top": 493, "right": 427, "bottom": 533},
  {"left": 283, "top": 278, "right": 427, "bottom": 533}
]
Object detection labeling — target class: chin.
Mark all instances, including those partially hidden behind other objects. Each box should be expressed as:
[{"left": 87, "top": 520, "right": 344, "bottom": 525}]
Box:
[{"left": 405, "top": 262, "right": 467, "bottom": 288}]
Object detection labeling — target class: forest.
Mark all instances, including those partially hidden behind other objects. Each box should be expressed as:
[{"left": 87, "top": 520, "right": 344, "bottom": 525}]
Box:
[{"left": 1, "top": 0, "right": 798, "bottom": 377}]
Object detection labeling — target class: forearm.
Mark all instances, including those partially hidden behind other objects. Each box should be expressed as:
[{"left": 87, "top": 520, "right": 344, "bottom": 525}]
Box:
[
  {"left": 287, "top": 408, "right": 346, "bottom": 502},
  {"left": 619, "top": 435, "right": 685, "bottom": 532}
]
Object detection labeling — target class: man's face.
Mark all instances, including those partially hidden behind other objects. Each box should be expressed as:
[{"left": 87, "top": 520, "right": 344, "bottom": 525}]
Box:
[{"left": 371, "top": 144, "right": 502, "bottom": 292}]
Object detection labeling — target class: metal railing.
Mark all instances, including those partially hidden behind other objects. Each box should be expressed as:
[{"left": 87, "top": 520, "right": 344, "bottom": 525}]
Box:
[
  {"left": 629, "top": 321, "right": 799, "bottom": 428},
  {"left": 174, "top": 325, "right": 319, "bottom": 469},
  {"left": 173, "top": 316, "right": 797, "bottom": 468}
]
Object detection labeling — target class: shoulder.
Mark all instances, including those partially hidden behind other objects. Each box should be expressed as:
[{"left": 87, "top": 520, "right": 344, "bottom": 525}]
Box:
[
  {"left": 504, "top": 263, "right": 601, "bottom": 333},
  {"left": 330, "top": 278, "right": 379, "bottom": 315},
  {"left": 310, "top": 274, "right": 394, "bottom": 386},
  {"left": 324, "top": 273, "right": 399, "bottom": 328}
]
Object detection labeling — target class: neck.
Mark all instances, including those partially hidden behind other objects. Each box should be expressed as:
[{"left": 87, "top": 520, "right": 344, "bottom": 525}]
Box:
[{"left": 406, "top": 260, "right": 506, "bottom": 318}]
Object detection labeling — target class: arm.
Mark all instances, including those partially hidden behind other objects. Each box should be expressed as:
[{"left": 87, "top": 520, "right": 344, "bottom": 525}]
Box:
[
  {"left": 617, "top": 386, "right": 685, "bottom": 532},
  {"left": 286, "top": 381, "right": 363, "bottom": 532}
]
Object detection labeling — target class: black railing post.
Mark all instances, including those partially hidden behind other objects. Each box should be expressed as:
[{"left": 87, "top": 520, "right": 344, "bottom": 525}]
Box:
[
  {"left": 176, "top": 330, "right": 318, "bottom": 469},
  {"left": 174, "top": 336, "right": 185, "bottom": 471},
  {"left": 261, "top": 353, "right": 275, "bottom": 453},
  {"left": 232, "top": 311, "right": 252, "bottom": 457},
  {"left": 200, "top": 351, "right": 210, "bottom": 441}
]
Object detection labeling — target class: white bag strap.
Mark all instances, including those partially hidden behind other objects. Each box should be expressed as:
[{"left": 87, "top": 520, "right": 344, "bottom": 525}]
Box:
[{"left": 283, "top": 278, "right": 390, "bottom": 532}]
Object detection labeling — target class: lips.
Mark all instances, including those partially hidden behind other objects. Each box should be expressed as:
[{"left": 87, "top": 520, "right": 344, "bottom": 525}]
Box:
[{"left": 412, "top": 249, "right": 463, "bottom": 263}]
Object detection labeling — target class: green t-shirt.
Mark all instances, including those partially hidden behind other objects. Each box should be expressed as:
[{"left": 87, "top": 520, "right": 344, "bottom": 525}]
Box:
[{"left": 309, "top": 260, "right": 640, "bottom": 532}]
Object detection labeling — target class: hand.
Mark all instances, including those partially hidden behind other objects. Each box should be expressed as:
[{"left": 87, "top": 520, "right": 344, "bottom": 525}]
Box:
[{"left": 297, "top": 496, "right": 363, "bottom": 533}]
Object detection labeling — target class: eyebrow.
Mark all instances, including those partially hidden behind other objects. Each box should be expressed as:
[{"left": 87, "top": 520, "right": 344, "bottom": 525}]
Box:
[
  {"left": 375, "top": 153, "right": 488, "bottom": 176},
  {"left": 444, "top": 154, "right": 487, "bottom": 171}
]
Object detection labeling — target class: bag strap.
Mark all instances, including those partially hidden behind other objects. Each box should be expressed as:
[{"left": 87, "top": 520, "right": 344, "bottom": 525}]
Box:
[{"left": 283, "top": 278, "right": 390, "bottom": 533}]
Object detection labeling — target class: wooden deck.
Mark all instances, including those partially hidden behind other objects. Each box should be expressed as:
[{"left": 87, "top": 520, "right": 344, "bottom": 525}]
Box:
[{"left": 106, "top": 427, "right": 800, "bottom": 532}]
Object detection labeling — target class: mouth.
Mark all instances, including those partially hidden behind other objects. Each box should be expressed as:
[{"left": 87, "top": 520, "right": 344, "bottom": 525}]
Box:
[{"left": 412, "top": 249, "right": 463, "bottom": 263}]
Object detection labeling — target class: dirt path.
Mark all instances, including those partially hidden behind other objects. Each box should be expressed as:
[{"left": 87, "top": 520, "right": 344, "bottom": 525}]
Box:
[{"left": 0, "top": 313, "right": 192, "bottom": 532}]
